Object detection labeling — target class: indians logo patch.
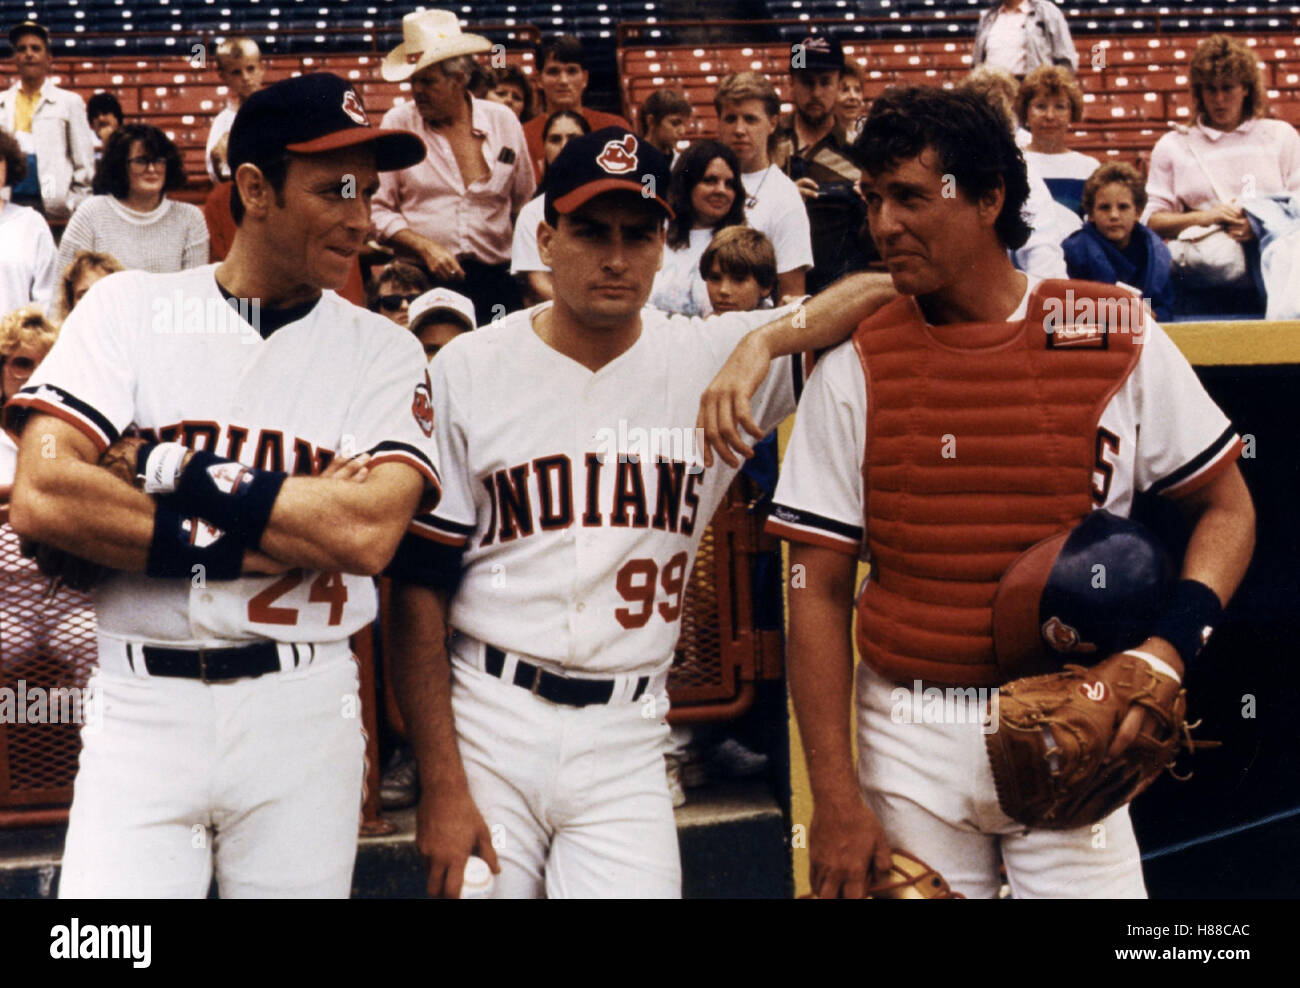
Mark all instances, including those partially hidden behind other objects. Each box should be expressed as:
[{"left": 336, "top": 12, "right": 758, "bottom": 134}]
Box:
[
  {"left": 181, "top": 518, "right": 225, "bottom": 548},
  {"left": 341, "top": 89, "right": 369, "bottom": 126},
  {"left": 1041, "top": 615, "right": 1098, "bottom": 654},
  {"left": 412, "top": 372, "right": 435, "bottom": 437},
  {"left": 596, "top": 134, "right": 638, "bottom": 175},
  {"left": 207, "top": 461, "right": 254, "bottom": 496}
]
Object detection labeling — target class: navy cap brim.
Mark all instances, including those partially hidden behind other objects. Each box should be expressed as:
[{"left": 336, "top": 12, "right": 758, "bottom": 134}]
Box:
[
  {"left": 552, "top": 177, "right": 675, "bottom": 220},
  {"left": 286, "top": 127, "right": 424, "bottom": 172}
]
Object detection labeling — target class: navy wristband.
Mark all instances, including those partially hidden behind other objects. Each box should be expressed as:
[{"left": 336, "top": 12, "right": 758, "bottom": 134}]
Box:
[
  {"left": 146, "top": 504, "right": 246, "bottom": 580},
  {"left": 1150, "top": 579, "right": 1223, "bottom": 668},
  {"left": 175, "top": 451, "right": 287, "bottom": 549}
]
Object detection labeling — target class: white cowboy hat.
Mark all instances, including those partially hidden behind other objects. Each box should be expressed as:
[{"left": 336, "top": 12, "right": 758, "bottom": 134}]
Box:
[{"left": 381, "top": 10, "right": 493, "bottom": 82}]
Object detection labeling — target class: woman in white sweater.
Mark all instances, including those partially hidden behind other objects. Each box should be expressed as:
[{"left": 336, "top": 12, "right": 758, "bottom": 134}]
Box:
[
  {"left": 57, "top": 123, "right": 208, "bottom": 276},
  {"left": 1017, "top": 65, "right": 1098, "bottom": 216}
]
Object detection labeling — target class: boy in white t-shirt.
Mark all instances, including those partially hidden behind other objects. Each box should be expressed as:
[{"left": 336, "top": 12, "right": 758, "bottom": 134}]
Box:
[{"left": 714, "top": 72, "right": 813, "bottom": 301}]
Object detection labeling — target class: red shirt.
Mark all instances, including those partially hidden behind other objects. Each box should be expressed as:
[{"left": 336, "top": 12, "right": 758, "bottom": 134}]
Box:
[{"left": 522, "top": 107, "right": 633, "bottom": 181}]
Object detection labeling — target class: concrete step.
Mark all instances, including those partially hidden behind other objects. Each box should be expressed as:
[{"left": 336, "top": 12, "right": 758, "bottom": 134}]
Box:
[{"left": 0, "top": 780, "right": 789, "bottom": 898}]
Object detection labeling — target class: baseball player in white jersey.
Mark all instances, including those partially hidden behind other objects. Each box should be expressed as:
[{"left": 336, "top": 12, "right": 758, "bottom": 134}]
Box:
[
  {"left": 7, "top": 74, "right": 440, "bottom": 898},
  {"left": 746, "top": 88, "right": 1255, "bottom": 899},
  {"left": 385, "top": 126, "right": 899, "bottom": 898}
]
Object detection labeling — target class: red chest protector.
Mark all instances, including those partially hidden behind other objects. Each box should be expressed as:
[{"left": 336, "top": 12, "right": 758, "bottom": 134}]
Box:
[{"left": 851, "top": 279, "right": 1143, "bottom": 687}]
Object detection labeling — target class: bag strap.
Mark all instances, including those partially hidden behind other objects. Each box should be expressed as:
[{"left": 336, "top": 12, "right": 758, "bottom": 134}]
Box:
[{"left": 1173, "top": 123, "right": 1233, "bottom": 203}]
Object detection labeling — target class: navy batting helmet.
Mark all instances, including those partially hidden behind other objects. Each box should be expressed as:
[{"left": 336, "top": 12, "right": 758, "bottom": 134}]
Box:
[{"left": 992, "top": 510, "right": 1175, "bottom": 679}]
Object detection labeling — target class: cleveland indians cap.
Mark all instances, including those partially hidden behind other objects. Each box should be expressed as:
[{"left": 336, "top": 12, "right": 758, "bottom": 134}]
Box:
[
  {"left": 409, "top": 287, "right": 477, "bottom": 333},
  {"left": 228, "top": 72, "right": 425, "bottom": 173},
  {"left": 545, "top": 127, "right": 674, "bottom": 220}
]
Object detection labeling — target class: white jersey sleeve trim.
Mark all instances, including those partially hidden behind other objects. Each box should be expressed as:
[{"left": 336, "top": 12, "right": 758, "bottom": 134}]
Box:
[
  {"left": 8, "top": 383, "right": 118, "bottom": 451},
  {"left": 1148, "top": 425, "right": 1243, "bottom": 499}
]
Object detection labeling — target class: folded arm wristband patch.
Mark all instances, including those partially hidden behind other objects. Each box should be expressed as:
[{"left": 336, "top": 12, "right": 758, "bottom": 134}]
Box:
[{"left": 174, "top": 450, "right": 288, "bottom": 549}]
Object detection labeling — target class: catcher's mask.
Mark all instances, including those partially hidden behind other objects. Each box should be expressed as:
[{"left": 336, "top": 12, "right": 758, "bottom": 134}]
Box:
[{"left": 992, "top": 510, "right": 1174, "bottom": 679}]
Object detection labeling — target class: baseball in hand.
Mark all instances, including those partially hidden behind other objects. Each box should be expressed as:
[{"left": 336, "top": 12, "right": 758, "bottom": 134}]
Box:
[{"left": 461, "top": 855, "right": 495, "bottom": 898}]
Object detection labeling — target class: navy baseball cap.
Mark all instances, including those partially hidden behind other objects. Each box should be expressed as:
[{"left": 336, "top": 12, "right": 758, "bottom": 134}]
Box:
[
  {"left": 8, "top": 20, "right": 50, "bottom": 46},
  {"left": 791, "top": 34, "right": 846, "bottom": 73},
  {"left": 545, "top": 127, "right": 674, "bottom": 220},
  {"left": 228, "top": 73, "right": 424, "bottom": 173}
]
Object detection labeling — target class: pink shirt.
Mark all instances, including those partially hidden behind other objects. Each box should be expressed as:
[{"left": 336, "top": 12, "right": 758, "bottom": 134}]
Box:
[
  {"left": 1143, "top": 116, "right": 1300, "bottom": 220},
  {"left": 372, "top": 97, "right": 536, "bottom": 266}
]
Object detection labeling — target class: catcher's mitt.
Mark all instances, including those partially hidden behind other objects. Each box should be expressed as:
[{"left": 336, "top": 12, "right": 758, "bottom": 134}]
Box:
[
  {"left": 865, "top": 850, "right": 964, "bottom": 899},
  {"left": 802, "top": 850, "right": 964, "bottom": 899},
  {"left": 16, "top": 436, "right": 148, "bottom": 594},
  {"left": 19, "top": 537, "right": 109, "bottom": 594},
  {"left": 986, "top": 654, "right": 1214, "bottom": 830}
]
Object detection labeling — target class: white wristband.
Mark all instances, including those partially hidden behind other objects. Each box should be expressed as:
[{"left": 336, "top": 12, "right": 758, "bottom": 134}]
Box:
[
  {"left": 1123, "top": 649, "right": 1182, "bottom": 684},
  {"left": 143, "top": 442, "right": 189, "bottom": 495}
]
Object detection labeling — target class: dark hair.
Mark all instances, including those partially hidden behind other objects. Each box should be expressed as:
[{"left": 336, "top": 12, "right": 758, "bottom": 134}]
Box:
[
  {"left": 369, "top": 260, "right": 430, "bottom": 310},
  {"left": 468, "top": 63, "right": 498, "bottom": 99},
  {"left": 537, "top": 109, "right": 591, "bottom": 194},
  {"left": 94, "top": 123, "right": 185, "bottom": 199},
  {"left": 496, "top": 65, "right": 536, "bottom": 122},
  {"left": 0, "top": 127, "right": 27, "bottom": 187},
  {"left": 699, "top": 226, "right": 777, "bottom": 296},
  {"left": 535, "top": 34, "right": 586, "bottom": 72},
  {"left": 666, "top": 140, "right": 745, "bottom": 249},
  {"left": 86, "top": 91, "right": 124, "bottom": 127},
  {"left": 853, "top": 86, "right": 1031, "bottom": 250},
  {"left": 229, "top": 150, "right": 291, "bottom": 224},
  {"left": 1082, "top": 161, "right": 1147, "bottom": 215},
  {"left": 640, "top": 89, "right": 692, "bottom": 134}
]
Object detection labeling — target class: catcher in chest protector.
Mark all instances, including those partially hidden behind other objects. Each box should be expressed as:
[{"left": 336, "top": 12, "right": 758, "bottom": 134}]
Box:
[{"left": 713, "top": 87, "right": 1257, "bottom": 899}]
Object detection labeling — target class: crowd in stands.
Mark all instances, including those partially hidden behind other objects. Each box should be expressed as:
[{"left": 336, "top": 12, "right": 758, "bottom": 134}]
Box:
[
  {"left": 2, "top": 8, "right": 1300, "bottom": 809},
  {"left": 4, "top": 12, "right": 1299, "bottom": 341}
]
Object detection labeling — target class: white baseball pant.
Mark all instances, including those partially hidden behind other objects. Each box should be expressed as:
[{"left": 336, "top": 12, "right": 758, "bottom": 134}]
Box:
[
  {"left": 450, "top": 655, "right": 681, "bottom": 899},
  {"left": 855, "top": 663, "right": 1148, "bottom": 899},
  {"left": 59, "top": 643, "right": 365, "bottom": 898}
]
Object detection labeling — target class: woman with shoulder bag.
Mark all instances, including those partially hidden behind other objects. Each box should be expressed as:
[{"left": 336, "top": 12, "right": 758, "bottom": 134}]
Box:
[{"left": 1144, "top": 36, "right": 1300, "bottom": 297}]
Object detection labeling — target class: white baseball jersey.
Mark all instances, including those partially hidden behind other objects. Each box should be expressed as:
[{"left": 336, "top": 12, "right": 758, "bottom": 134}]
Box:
[
  {"left": 769, "top": 280, "right": 1241, "bottom": 557},
  {"left": 12, "top": 264, "right": 440, "bottom": 645},
  {"left": 408, "top": 301, "right": 810, "bottom": 675}
]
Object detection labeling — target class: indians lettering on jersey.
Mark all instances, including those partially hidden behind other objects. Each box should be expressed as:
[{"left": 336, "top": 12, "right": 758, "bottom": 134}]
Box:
[
  {"left": 132, "top": 419, "right": 339, "bottom": 475},
  {"left": 478, "top": 453, "right": 704, "bottom": 546}
]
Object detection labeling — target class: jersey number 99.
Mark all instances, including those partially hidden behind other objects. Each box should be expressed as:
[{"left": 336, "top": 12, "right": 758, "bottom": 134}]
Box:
[{"left": 614, "top": 551, "right": 689, "bottom": 629}]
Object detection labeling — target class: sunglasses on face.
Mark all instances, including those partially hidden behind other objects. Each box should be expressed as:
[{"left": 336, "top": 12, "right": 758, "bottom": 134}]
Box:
[
  {"left": 378, "top": 293, "right": 421, "bottom": 312},
  {"left": 128, "top": 156, "right": 167, "bottom": 171},
  {"left": 4, "top": 356, "right": 36, "bottom": 372}
]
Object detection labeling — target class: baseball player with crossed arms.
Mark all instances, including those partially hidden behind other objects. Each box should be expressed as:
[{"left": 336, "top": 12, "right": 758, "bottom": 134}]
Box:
[
  {"left": 8, "top": 74, "right": 439, "bottom": 898},
  {"left": 386, "top": 126, "right": 900, "bottom": 898},
  {"left": 704, "top": 87, "right": 1256, "bottom": 898}
]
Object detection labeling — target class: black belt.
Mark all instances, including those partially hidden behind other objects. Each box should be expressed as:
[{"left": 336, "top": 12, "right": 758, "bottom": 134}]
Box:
[
  {"left": 484, "top": 645, "right": 649, "bottom": 707},
  {"left": 130, "top": 641, "right": 294, "bottom": 683}
]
